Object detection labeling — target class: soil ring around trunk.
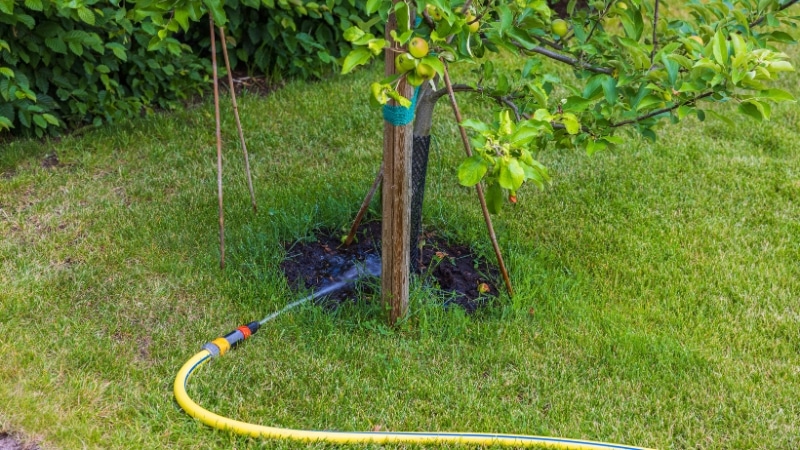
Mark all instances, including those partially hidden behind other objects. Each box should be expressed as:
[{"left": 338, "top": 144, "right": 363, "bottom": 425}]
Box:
[{"left": 281, "top": 221, "right": 499, "bottom": 313}]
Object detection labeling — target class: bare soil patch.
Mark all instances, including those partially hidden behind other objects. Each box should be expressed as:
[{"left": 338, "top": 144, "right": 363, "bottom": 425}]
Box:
[
  {"left": 281, "top": 221, "right": 498, "bottom": 312},
  {"left": 0, "top": 433, "right": 39, "bottom": 450}
]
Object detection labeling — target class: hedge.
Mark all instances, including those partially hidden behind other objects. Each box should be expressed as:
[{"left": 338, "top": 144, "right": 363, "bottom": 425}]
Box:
[{"left": 0, "top": 0, "right": 380, "bottom": 138}]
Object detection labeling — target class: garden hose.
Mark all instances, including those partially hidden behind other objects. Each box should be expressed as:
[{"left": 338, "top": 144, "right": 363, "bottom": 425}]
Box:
[{"left": 173, "top": 259, "right": 655, "bottom": 450}]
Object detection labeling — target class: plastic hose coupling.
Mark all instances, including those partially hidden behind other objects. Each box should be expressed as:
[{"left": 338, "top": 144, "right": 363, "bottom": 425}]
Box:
[{"left": 202, "top": 321, "right": 261, "bottom": 358}]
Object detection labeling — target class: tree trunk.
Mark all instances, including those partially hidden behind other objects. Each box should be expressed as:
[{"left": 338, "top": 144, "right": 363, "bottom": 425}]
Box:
[{"left": 381, "top": 6, "right": 413, "bottom": 325}]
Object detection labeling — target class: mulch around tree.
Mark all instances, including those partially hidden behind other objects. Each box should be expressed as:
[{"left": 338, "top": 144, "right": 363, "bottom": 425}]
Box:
[{"left": 281, "top": 221, "right": 499, "bottom": 313}]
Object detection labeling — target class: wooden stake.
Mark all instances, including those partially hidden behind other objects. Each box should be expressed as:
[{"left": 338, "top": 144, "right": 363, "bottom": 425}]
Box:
[
  {"left": 218, "top": 26, "right": 257, "bottom": 213},
  {"left": 442, "top": 64, "right": 514, "bottom": 297},
  {"left": 344, "top": 163, "right": 383, "bottom": 247},
  {"left": 382, "top": 5, "right": 413, "bottom": 325},
  {"left": 210, "top": 18, "right": 225, "bottom": 269}
]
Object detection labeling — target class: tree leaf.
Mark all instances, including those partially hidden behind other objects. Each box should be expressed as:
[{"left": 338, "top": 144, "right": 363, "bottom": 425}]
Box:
[
  {"left": 366, "top": 0, "right": 381, "bottom": 15},
  {"left": 499, "top": 158, "right": 525, "bottom": 190},
  {"left": 661, "top": 53, "right": 679, "bottom": 87},
  {"left": 761, "top": 88, "right": 795, "bottom": 103},
  {"left": 711, "top": 30, "right": 727, "bottom": 66},
  {"left": 367, "top": 39, "right": 387, "bottom": 55},
  {"left": 42, "top": 113, "right": 59, "bottom": 125},
  {"left": 563, "top": 96, "right": 593, "bottom": 112},
  {"left": 174, "top": 7, "right": 191, "bottom": 32},
  {"left": 341, "top": 48, "right": 372, "bottom": 74},
  {"left": 106, "top": 43, "right": 128, "bottom": 61},
  {"left": 561, "top": 113, "right": 580, "bottom": 134},
  {"left": 343, "top": 26, "right": 365, "bottom": 43},
  {"left": 460, "top": 118, "right": 490, "bottom": 133},
  {"left": 704, "top": 109, "right": 735, "bottom": 127},
  {"left": 601, "top": 75, "right": 617, "bottom": 105},
  {"left": 24, "top": 0, "right": 43, "bottom": 10},
  {"left": 33, "top": 114, "right": 48, "bottom": 128},
  {"left": 767, "top": 60, "right": 794, "bottom": 72},
  {"left": 394, "top": 1, "right": 410, "bottom": 34},
  {"left": 77, "top": 7, "right": 95, "bottom": 26},
  {"left": 203, "top": 0, "right": 227, "bottom": 26},
  {"left": 497, "top": 4, "right": 513, "bottom": 36},
  {"left": 507, "top": 125, "right": 540, "bottom": 147},
  {"left": 420, "top": 55, "right": 444, "bottom": 78},
  {"left": 0, "top": 0, "right": 13, "bottom": 15},
  {"left": 14, "top": 13, "right": 35, "bottom": 29},
  {"left": 738, "top": 100, "right": 766, "bottom": 121},
  {"left": 498, "top": 110, "right": 514, "bottom": 136},
  {"left": 586, "top": 139, "right": 607, "bottom": 155},
  {"left": 457, "top": 155, "right": 489, "bottom": 187},
  {"left": 486, "top": 182, "right": 504, "bottom": 214}
]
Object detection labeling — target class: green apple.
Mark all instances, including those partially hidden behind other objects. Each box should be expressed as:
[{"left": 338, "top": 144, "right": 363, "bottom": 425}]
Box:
[
  {"left": 395, "top": 52, "right": 417, "bottom": 73},
  {"left": 406, "top": 71, "right": 425, "bottom": 87},
  {"left": 408, "top": 37, "right": 429, "bottom": 59},
  {"left": 415, "top": 62, "right": 436, "bottom": 80},
  {"left": 551, "top": 19, "right": 568, "bottom": 38}
]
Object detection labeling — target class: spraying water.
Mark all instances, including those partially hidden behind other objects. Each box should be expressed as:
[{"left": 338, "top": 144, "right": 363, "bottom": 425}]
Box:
[{"left": 259, "top": 254, "right": 381, "bottom": 325}]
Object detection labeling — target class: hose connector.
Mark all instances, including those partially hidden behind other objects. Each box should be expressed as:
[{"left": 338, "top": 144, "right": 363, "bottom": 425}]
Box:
[{"left": 201, "top": 321, "right": 261, "bottom": 358}]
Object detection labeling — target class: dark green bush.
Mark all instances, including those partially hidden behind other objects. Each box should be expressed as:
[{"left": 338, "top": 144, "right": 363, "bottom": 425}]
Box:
[
  {"left": 0, "top": 0, "right": 383, "bottom": 138},
  {"left": 0, "top": 0, "right": 209, "bottom": 138},
  {"left": 181, "top": 0, "right": 383, "bottom": 81}
]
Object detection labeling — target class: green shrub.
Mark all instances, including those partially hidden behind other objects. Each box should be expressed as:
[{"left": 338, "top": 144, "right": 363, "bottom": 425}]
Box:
[
  {"left": 180, "top": 0, "right": 383, "bottom": 81},
  {"left": 0, "top": 0, "right": 382, "bottom": 138},
  {"left": 0, "top": 0, "right": 209, "bottom": 138}
]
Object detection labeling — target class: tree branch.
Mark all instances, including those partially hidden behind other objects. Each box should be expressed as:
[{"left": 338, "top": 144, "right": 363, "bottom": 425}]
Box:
[
  {"left": 650, "top": 0, "right": 660, "bottom": 65},
  {"left": 583, "top": 1, "right": 611, "bottom": 44},
  {"left": 436, "top": 85, "right": 717, "bottom": 134},
  {"left": 430, "top": 83, "right": 522, "bottom": 120},
  {"left": 750, "top": 0, "right": 800, "bottom": 27},
  {"left": 610, "top": 91, "right": 714, "bottom": 128},
  {"left": 533, "top": 34, "right": 564, "bottom": 51},
  {"left": 430, "top": 83, "right": 476, "bottom": 102},
  {"left": 514, "top": 42, "right": 614, "bottom": 74}
]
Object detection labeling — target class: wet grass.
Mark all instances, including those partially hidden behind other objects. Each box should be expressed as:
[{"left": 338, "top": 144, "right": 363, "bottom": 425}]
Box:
[{"left": 1, "top": 54, "right": 799, "bottom": 449}]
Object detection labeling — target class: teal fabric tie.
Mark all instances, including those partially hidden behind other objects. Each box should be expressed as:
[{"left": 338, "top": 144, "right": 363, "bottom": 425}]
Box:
[{"left": 382, "top": 86, "right": 420, "bottom": 126}]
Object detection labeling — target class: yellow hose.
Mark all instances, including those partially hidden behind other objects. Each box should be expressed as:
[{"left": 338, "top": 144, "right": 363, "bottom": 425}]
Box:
[{"left": 174, "top": 350, "right": 656, "bottom": 449}]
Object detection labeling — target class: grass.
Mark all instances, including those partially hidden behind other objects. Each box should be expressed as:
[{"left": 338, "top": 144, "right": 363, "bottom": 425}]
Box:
[{"left": 1, "top": 51, "right": 799, "bottom": 450}]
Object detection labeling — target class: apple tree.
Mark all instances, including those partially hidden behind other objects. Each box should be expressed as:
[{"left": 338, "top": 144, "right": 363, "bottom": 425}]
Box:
[
  {"left": 338, "top": 0, "right": 797, "bottom": 320},
  {"left": 134, "top": 0, "right": 799, "bottom": 322}
]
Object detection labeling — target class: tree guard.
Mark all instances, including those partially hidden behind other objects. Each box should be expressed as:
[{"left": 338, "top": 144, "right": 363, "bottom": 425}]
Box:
[{"left": 410, "top": 134, "right": 431, "bottom": 272}]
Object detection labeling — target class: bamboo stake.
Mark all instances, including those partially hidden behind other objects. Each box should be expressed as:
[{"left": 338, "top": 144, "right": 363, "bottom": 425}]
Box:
[
  {"left": 218, "top": 26, "right": 257, "bottom": 213},
  {"left": 344, "top": 162, "right": 383, "bottom": 247},
  {"left": 442, "top": 64, "right": 513, "bottom": 297},
  {"left": 210, "top": 18, "right": 225, "bottom": 269}
]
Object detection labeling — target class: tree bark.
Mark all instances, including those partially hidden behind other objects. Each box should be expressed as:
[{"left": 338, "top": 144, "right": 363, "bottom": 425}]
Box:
[{"left": 382, "top": 6, "right": 413, "bottom": 325}]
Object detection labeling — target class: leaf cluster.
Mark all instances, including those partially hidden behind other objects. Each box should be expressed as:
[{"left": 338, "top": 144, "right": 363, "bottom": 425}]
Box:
[
  {"left": 340, "top": 0, "right": 799, "bottom": 213},
  {"left": 0, "top": 0, "right": 208, "bottom": 137},
  {"left": 458, "top": 110, "right": 552, "bottom": 213},
  {"left": 136, "top": 0, "right": 383, "bottom": 81}
]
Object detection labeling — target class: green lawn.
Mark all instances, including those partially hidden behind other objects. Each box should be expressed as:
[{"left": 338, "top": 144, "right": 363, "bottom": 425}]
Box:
[{"left": 1, "top": 56, "right": 799, "bottom": 450}]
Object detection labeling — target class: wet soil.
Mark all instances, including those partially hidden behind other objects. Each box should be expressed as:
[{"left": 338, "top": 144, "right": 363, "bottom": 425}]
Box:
[{"left": 281, "top": 221, "right": 498, "bottom": 313}]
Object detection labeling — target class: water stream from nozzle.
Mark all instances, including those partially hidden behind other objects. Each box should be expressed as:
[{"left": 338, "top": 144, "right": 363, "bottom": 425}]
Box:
[{"left": 259, "top": 254, "right": 382, "bottom": 326}]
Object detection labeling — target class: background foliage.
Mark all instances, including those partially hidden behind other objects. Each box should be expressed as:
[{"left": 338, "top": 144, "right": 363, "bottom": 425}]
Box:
[
  {"left": 0, "top": 0, "right": 378, "bottom": 137},
  {"left": 0, "top": 0, "right": 208, "bottom": 137},
  {"left": 178, "top": 0, "right": 383, "bottom": 81}
]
